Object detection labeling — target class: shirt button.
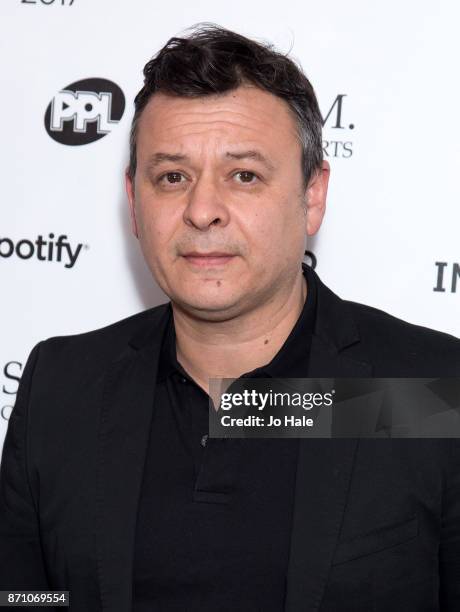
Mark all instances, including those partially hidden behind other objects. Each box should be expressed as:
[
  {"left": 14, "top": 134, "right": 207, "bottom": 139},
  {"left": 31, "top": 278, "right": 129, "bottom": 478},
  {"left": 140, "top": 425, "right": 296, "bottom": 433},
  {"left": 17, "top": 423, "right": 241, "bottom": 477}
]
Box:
[
  {"left": 180, "top": 376, "right": 187, "bottom": 384},
  {"left": 201, "top": 434, "right": 208, "bottom": 447}
]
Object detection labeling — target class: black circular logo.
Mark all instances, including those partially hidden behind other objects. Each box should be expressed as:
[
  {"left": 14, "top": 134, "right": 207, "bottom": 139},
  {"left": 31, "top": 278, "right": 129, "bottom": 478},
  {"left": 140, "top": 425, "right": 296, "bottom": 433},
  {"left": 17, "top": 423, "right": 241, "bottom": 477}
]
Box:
[{"left": 44, "top": 77, "right": 125, "bottom": 145}]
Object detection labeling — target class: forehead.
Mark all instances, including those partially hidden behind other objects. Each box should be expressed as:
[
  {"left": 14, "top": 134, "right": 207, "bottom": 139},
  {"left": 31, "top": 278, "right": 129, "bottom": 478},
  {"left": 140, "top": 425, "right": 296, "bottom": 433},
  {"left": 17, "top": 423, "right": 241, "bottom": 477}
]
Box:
[{"left": 135, "top": 85, "right": 300, "bottom": 158}]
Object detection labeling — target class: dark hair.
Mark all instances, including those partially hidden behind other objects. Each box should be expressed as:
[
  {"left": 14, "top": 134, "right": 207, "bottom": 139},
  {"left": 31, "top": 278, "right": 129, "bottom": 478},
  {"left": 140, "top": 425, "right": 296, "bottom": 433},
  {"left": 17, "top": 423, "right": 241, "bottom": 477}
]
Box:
[{"left": 128, "top": 23, "right": 323, "bottom": 188}]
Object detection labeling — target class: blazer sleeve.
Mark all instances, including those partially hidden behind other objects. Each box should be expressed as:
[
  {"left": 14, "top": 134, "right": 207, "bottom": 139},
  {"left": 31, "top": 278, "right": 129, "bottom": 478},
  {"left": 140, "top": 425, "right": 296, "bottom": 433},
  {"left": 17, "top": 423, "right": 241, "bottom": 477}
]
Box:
[
  {"left": 0, "top": 341, "right": 50, "bottom": 590},
  {"left": 439, "top": 438, "right": 460, "bottom": 610}
]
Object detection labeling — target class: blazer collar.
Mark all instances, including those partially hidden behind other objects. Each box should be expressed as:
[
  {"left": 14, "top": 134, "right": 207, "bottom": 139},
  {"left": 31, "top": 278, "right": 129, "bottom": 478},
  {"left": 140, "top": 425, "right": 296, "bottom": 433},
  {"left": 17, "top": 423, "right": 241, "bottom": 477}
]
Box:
[
  {"left": 307, "top": 263, "right": 360, "bottom": 353},
  {"left": 96, "top": 266, "right": 372, "bottom": 611}
]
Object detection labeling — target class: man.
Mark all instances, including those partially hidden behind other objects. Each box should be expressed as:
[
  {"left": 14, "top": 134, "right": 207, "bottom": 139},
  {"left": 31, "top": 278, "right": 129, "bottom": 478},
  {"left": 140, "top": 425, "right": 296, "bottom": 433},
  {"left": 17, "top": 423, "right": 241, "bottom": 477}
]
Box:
[{"left": 1, "top": 23, "right": 459, "bottom": 612}]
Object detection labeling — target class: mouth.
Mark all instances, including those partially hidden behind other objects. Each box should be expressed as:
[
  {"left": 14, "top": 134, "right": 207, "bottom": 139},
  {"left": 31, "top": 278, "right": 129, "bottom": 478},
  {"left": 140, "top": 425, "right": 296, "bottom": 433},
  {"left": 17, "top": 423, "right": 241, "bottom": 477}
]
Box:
[{"left": 182, "top": 252, "right": 236, "bottom": 267}]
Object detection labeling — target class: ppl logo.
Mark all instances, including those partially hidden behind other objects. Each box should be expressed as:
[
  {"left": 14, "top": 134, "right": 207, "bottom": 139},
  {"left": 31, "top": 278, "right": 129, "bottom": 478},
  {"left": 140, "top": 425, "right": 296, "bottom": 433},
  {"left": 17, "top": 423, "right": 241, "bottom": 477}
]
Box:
[
  {"left": 44, "top": 78, "right": 125, "bottom": 145},
  {"left": 0, "top": 234, "right": 86, "bottom": 268}
]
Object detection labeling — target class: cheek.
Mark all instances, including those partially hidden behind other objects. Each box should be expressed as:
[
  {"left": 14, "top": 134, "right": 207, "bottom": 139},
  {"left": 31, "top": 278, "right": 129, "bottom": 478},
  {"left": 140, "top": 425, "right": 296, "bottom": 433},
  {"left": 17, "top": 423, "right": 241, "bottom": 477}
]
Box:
[
  {"left": 137, "top": 204, "right": 176, "bottom": 251},
  {"left": 240, "top": 200, "right": 301, "bottom": 253}
]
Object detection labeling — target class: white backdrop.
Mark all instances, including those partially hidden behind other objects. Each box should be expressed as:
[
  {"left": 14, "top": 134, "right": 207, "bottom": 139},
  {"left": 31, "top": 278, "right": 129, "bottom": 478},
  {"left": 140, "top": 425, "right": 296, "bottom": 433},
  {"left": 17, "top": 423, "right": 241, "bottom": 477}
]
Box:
[{"left": 1, "top": 0, "right": 459, "bottom": 451}]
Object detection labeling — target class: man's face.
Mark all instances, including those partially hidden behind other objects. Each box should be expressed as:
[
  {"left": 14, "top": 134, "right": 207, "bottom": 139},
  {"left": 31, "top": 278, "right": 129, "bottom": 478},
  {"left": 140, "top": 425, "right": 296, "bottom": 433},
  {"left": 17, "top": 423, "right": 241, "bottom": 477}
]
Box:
[{"left": 126, "top": 85, "right": 329, "bottom": 321}]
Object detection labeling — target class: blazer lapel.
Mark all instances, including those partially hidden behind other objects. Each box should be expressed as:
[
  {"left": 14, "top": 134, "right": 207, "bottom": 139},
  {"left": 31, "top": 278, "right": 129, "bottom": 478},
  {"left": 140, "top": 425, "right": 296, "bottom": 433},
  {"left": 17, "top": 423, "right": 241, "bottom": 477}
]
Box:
[
  {"left": 284, "top": 267, "right": 373, "bottom": 611},
  {"left": 95, "top": 304, "right": 171, "bottom": 612}
]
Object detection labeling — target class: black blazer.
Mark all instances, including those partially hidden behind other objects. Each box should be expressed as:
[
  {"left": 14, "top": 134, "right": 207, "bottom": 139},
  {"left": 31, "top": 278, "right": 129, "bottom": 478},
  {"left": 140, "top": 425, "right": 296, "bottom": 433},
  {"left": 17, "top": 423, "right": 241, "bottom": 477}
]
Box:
[{"left": 1, "top": 265, "right": 460, "bottom": 611}]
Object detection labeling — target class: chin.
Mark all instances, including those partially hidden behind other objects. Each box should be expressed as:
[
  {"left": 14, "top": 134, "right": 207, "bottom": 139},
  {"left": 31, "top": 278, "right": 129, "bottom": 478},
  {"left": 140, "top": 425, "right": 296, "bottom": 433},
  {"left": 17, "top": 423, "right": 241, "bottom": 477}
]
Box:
[{"left": 173, "top": 290, "right": 241, "bottom": 318}]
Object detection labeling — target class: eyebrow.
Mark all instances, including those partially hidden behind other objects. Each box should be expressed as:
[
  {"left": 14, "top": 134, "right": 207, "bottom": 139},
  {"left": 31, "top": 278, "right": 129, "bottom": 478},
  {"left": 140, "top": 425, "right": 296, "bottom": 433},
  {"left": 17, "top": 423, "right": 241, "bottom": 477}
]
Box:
[
  {"left": 145, "top": 150, "right": 276, "bottom": 172},
  {"left": 146, "top": 152, "right": 187, "bottom": 169},
  {"left": 225, "top": 150, "right": 275, "bottom": 171}
]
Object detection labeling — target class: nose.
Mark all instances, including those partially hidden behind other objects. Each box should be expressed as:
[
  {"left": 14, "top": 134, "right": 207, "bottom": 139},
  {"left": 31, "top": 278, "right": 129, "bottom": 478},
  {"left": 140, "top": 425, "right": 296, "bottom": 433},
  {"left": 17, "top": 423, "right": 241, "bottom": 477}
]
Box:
[{"left": 183, "top": 172, "right": 230, "bottom": 231}]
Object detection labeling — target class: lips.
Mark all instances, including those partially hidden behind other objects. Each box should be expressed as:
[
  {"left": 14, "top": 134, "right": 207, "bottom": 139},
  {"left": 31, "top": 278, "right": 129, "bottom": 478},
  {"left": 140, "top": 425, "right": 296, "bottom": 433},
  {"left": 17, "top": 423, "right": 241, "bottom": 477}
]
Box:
[{"left": 182, "top": 252, "right": 235, "bottom": 267}]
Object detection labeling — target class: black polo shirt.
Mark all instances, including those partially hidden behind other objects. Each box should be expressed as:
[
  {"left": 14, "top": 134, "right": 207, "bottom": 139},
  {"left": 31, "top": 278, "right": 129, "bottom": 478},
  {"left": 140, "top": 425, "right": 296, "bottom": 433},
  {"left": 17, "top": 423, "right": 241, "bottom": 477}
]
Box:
[{"left": 132, "top": 264, "right": 317, "bottom": 611}]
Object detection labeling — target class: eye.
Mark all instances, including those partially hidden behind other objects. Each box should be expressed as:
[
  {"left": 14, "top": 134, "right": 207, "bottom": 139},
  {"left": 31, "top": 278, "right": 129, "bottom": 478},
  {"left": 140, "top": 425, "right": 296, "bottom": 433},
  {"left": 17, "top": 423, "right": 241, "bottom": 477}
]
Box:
[
  {"left": 234, "top": 171, "right": 258, "bottom": 184},
  {"left": 158, "top": 172, "right": 186, "bottom": 185}
]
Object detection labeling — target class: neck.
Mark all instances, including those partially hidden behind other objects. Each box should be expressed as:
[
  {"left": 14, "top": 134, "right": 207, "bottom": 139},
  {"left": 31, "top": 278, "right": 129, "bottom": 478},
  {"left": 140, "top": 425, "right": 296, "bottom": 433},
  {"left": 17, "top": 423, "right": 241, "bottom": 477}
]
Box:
[{"left": 171, "top": 269, "right": 308, "bottom": 395}]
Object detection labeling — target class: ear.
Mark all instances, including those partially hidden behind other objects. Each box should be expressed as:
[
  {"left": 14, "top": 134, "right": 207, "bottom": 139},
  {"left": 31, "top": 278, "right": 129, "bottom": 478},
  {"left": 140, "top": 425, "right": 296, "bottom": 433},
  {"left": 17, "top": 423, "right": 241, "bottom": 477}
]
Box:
[
  {"left": 304, "top": 160, "right": 330, "bottom": 236},
  {"left": 125, "top": 168, "right": 139, "bottom": 238}
]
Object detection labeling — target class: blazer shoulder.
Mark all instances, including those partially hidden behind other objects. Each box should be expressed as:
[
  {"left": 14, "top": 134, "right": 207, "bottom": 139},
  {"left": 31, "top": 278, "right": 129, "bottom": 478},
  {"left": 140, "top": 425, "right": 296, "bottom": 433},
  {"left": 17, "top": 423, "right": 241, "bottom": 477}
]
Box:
[
  {"left": 36, "top": 302, "right": 170, "bottom": 366},
  {"left": 344, "top": 299, "right": 460, "bottom": 374}
]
